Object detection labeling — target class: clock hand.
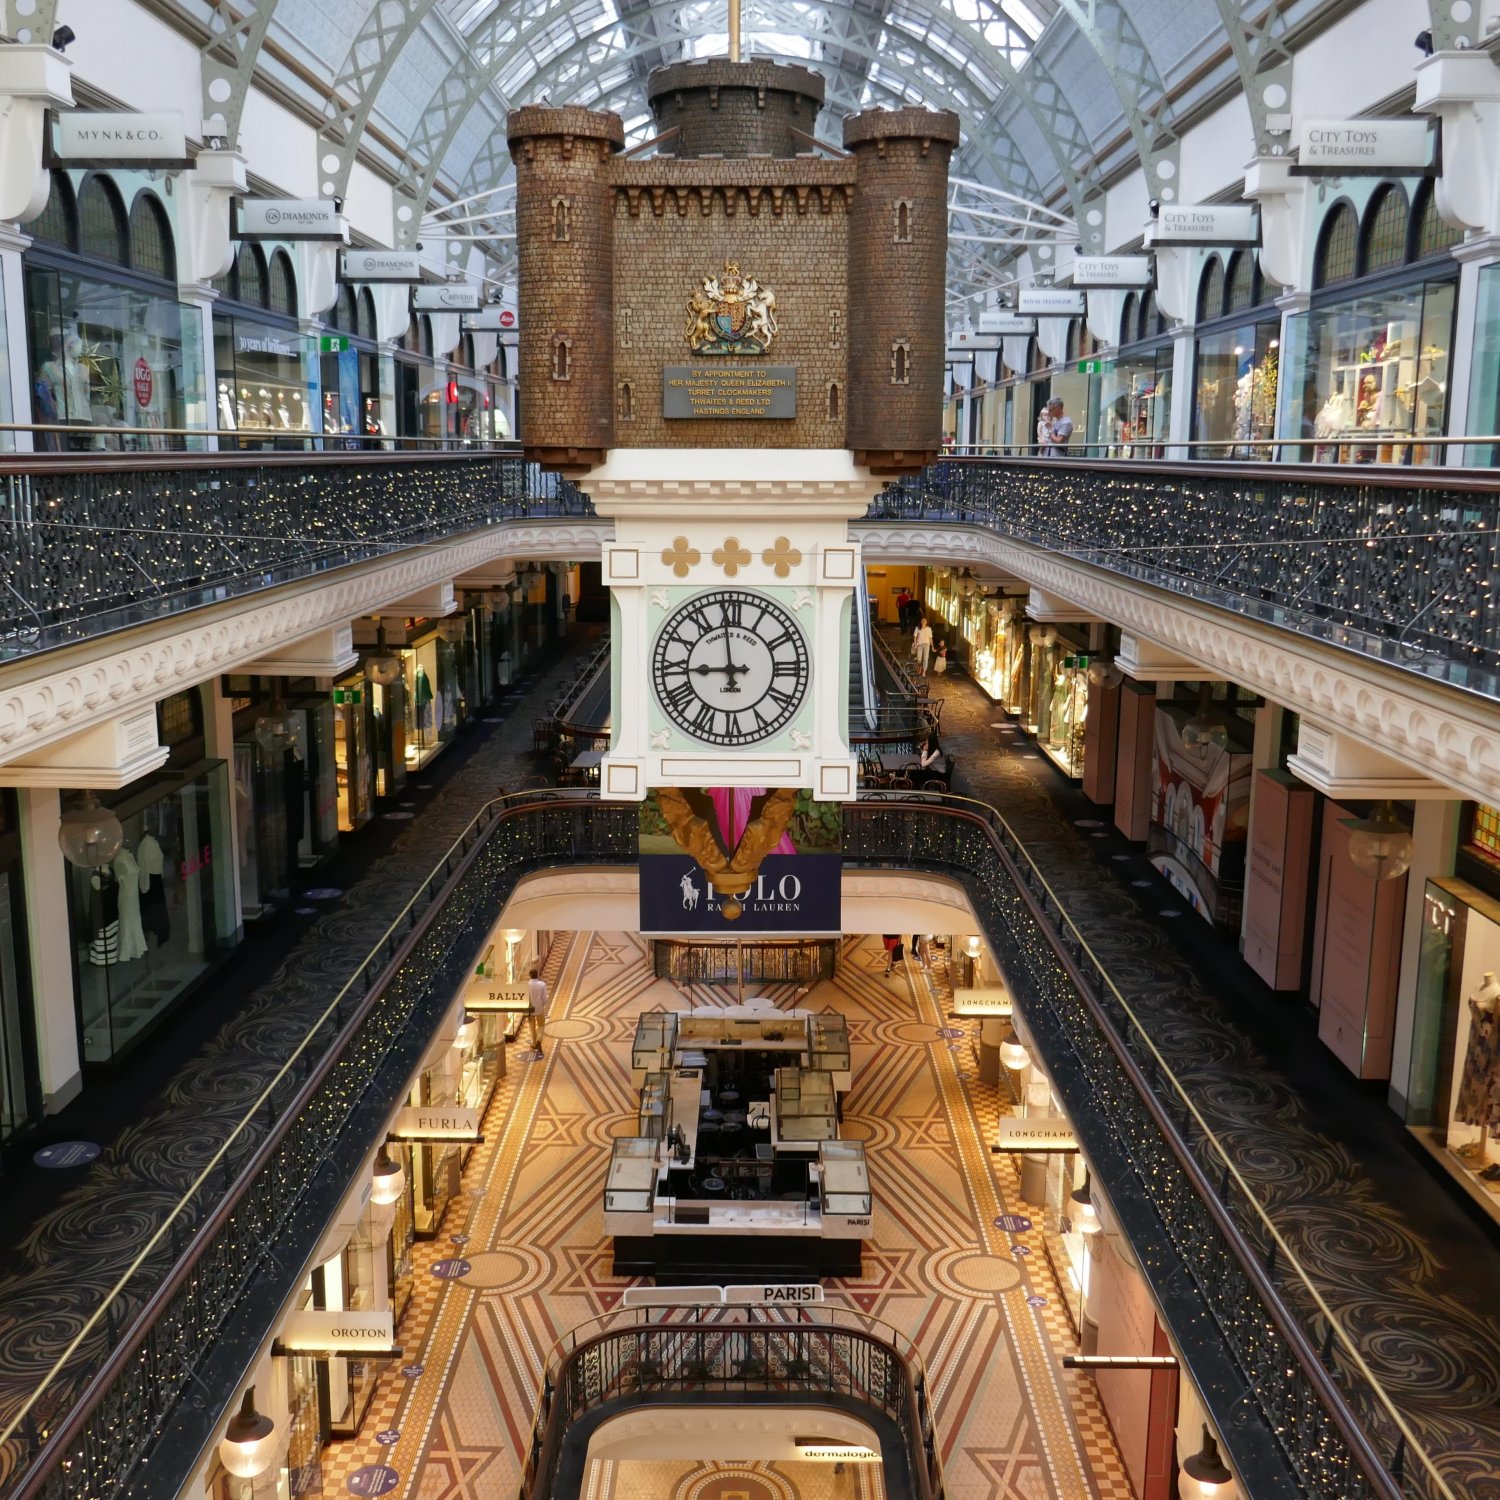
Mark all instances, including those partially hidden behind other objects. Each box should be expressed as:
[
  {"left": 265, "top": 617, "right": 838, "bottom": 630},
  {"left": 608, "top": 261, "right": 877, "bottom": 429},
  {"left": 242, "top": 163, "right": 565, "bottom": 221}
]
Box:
[{"left": 719, "top": 624, "right": 745, "bottom": 694}]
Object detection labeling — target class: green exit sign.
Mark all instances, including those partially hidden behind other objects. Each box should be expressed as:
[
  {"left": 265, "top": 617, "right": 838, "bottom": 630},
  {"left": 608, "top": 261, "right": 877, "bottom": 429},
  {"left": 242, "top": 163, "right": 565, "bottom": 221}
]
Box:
[
  {"left": 321, "top": 335, "right": 350, "bottom": 353},
  {"left": 1077, "top": 358, "right": 1106, "bottom": 374}
]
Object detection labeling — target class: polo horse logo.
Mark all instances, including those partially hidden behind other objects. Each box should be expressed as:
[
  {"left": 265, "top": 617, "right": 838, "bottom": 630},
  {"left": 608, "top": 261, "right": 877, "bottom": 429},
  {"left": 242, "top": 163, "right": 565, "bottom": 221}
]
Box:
[{"left": 680, "top": 872, "right": 700, "bottom": 911}]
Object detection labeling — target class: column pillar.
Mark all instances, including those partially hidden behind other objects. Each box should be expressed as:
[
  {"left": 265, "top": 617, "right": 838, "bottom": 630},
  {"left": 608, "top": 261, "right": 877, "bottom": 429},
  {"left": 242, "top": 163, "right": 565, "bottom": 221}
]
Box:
[
  {"left": 1389, "top": 799, "right": 1462, "bottom": 1115},
  {"left": 16, "top": 788, "right": 81, "bottom": 1110},
  {"left": 178, "top": 284, "right": 220, "bottom": 451},
  {"left": 1238, "top": 703, "right": 1285, "bottom": 954},
  {"left": 0, "top": 223, "right": 31, "bottom": 450},
  {"left": 1165, "top": 327, "right": 1195, "bottom": 458},
  {"left": 978, "top": 1017, "right": 1002, "bottom": 1085},
  {"left": 204, "top": 675, "right": 246, "bottom": 938},
  {"left": 1443, "top": 235, "right": 1500, "bottom": 464}
]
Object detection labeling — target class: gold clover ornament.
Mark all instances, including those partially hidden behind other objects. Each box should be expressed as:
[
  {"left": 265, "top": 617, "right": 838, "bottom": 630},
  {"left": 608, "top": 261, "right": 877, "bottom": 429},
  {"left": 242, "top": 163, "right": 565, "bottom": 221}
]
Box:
[
  {"left": 762, "top": 536, "right": 802, "bottom": 578},
  {"left": 713, "top": 537, "right": 752, "bottom": 576},
  {"left": 661, "top": 537, "right": 701, "bottom": 578}
]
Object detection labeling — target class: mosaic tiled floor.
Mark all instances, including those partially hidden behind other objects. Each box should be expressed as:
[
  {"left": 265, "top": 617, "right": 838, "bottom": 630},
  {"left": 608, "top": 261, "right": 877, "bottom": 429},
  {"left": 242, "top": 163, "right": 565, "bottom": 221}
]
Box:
[{"left": 321, "top": 933, "right": 1134, "bottom": 1500}]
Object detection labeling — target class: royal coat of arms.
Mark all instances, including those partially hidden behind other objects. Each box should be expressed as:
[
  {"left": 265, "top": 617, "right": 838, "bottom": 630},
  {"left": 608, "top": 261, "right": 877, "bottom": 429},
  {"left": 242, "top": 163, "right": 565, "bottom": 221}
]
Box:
[{"left": 684, "top": 261, "right": 778, "bottom": 356}]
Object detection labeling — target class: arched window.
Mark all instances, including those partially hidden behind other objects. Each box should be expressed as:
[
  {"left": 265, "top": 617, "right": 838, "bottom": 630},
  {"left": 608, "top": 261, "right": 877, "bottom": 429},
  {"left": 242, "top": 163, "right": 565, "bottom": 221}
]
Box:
[
  {"left": 329, "top": 284, "right": 356, "bottom": 331},
  {"left": 1225, "top": 251, "right": 1257, "bottom": 313},
  {"left": 78, "top": 176, "right": 128, "bottom": 265},
  {"left": 1065, "top": 320, "right": 1080, "bottom": 361},
  {"left": 1361, "top": 184, "right": 1409, "bottom": 274},
  {"left": 551, "top": 196, "right": 570, "bottom": 242},
  {"left": 619, "top": 381, "right": 634, "bottom": 420},
  {"left": 1119, "top": 293, "right": 1138, "bottom": 346},
  {"left": 1314, "top": 202, "right": 1358, "bottom": 287},
  {"left": 30, "top": 171, "right": 77, "bottom": 249},
  {"left": 827, "top": 382, "right": 841, "bottom": 420},
  {"left": 1412, "top": 179, "right": 1463, "bottom": 260},
  {"left": 1137, "top": 291, "right": 1161, "bottom": 341},
  {"left": 458, "top": 333, "right": 475, "bottom": 369},
  {"left": 357, "top": 289, "right": 378, "bottom": 341},
  {"left": 551, "top": 334, "right": 572, "bottom": 381},
  {"left": 128, "top": 193, "right": 174, "bottom": 280},
  {"left": 1196, "top": 257, "right": 1225, "bottom": 323},
  {"left": 891, "top": 340, "right": 910, "bottom": 384},
  {"left": 894, "top": 200, "right": 912, "bottom": 243},
  {"left": 268, "top": 251, "right": 297, "bottom": 316},
  {"left": 236, "top": 244, "right": 267, "bottom": 307}
]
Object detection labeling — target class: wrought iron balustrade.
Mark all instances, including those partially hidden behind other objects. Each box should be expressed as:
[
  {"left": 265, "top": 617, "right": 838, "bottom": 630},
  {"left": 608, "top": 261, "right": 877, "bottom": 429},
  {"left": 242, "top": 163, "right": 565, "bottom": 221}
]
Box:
[
  {"left": 0, "top": 450, "right": 593, "bottom": 661},
  {"left": 518, "top": 1308, "right": 943, "bottom": 1500},
  {"left": 871, "top": 458, "right": 1500, "bottom": 699}
]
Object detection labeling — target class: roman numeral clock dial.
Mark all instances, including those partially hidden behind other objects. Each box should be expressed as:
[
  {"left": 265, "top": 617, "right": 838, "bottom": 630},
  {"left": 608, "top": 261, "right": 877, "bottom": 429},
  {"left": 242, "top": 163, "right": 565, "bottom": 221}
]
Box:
[{"left": 651, "top": 589, "right": 810, "bottom": 746}]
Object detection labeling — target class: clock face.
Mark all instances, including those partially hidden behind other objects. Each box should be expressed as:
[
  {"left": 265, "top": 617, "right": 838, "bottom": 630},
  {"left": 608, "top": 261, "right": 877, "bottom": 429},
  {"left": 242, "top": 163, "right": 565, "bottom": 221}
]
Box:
[{"left": 652, "top": 588, "right": 810, "bottom": 746}]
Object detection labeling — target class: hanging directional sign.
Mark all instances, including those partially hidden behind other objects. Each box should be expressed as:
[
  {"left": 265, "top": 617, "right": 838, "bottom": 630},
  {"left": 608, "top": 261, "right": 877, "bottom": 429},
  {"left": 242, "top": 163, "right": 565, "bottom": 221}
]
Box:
[
  {"left": 1017, "top": 288, "right": 1084, "bottom": 317},
  {"left": 341, "top": 249, "right": 424, "bottom": 283},
  {"left": 48, "top": 111, "right": 191, "bottom": 170}
]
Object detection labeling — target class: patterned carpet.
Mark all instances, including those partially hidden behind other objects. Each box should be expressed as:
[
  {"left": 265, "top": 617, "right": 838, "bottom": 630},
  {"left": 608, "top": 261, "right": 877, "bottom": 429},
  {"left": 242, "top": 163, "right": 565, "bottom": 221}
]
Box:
[
  {"left": 320, "top": 932, "right": 1134, "bottom": 1500},
  {"left": 923, "top": 659, "right": 1500, "bottom": 1499},
  {"left": 0, "top": 635, "right": 599, "bottom": 1489}
]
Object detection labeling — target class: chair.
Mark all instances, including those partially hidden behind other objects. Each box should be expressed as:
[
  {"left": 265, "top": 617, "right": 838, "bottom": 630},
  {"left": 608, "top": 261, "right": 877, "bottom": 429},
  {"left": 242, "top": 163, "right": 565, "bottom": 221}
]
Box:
[
  {"left": 532, "top": 718, "right": 555, "bottom": 758},
  {"left": 520, "top": 773, "right": 550, "bottom": 791},
  {"left": 922, "top": 777, "right": 948, "bottom": 794},
  {"left": 888, "top": 774, "right": 914, "bottom": 791}
]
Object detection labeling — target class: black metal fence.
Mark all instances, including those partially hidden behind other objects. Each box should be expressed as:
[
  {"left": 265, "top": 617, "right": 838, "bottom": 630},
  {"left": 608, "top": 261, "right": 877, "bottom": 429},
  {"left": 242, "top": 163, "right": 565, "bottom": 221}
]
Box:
[
  {"left": 872, "top": 458, "right": 1500, "bottom": 697},
  {"left": 0, "top": 450, "right": 593, "bottom": 659}
]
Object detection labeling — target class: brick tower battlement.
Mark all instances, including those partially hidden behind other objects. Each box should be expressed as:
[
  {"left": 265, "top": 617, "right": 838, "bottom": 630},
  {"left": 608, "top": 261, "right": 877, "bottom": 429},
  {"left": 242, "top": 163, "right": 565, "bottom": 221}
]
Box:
[{"left": 508, "top": 72, "right": 958, "bottom": 476}]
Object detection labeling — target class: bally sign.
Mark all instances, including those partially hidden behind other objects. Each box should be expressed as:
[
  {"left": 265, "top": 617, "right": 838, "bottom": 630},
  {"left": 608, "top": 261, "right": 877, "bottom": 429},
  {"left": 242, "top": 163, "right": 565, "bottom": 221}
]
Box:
[
  {"left": 1017, "top": 288, "right": 1084, "bottom": 317},
  {"left": 413, "top": 283, "right": 482, "bottom": 312},
  {"left": 236, "top": 198, "right": 347, "bottom": 242},
  {"left": 465, "top": 985, "right": 529, "bottom": 1012},
  {"left": 341, "top": 250, "right": 424, "bottom": 284},
  {"left": 50, "top": 111, "right": 190, "bottom": 170},
  {"left": 279, "top": 1309, "right": 395, "bottom": 1354},
  {"left": 1292, "top": 118, "right": 1435, "bottom": 176},
  {"left": 994, "top": 1118, "right": 1079, "bottom": 1152},
  {"left": 390, "top": 1107, "right": 481, "bottom": 1141},
  {"left": 1071, "top": 255, "right": 1153, "bottom": 289},
  {"left": 1149, "top": 204, "right": 1260, "bottom": 247}
]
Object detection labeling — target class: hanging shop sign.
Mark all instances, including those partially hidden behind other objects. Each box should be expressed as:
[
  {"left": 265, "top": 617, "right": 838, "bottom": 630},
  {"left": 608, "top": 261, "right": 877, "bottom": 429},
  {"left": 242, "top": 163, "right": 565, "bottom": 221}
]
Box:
[
  {"left": 795, "top": 1441, "right": 880, "bottom": 1463},
  {"left": 413, "top": 283, "right": 482, "bottom": 312},
  {"left": 948, "top": 330, "right": 1000, "bottom": 352},
  {"left": 464, "top": 983, "right": 529, "bottom": 1012},
  {"left": 462, "top": 307, "right": 517, "bottom": 333},
  {"left": 47, "top": 110, "right": 191, "bottom": 170},
  {"left": 233, "top": 198, "right": 348, "bottom": 242},
  {"left": 389, "top": 1106, "right": 482, "bottom": 1142},
  {"left": 1291, "top": 117, "right": 1437, "bottom": 176},
  {"left": 950, "top": 988, "right": 1013, "bottom": 1018},
  {"left": 622, "top": 1284, "right": 825, "bottom": 1307},
  {"left": 1070, "top": 255, "right": 1153, "bottom": 289},
  {"left": 276, "top": 1309, "right": 397, "bottom": 1356},
  {"left": 1148, "top": 205, "right": 1260, "bottom": 248},
  {"left": 341, "top": 249, "right": 424, "bottom": 283},
  {"left": 994, "top": 1118, "right": 1079, "bottom": 1152},
  {"left": 979, "top": 314, "right": 1037, "bottom": 336},
  {"left": 1017, "top": 288, "right": 1084, "bottom": 317}
]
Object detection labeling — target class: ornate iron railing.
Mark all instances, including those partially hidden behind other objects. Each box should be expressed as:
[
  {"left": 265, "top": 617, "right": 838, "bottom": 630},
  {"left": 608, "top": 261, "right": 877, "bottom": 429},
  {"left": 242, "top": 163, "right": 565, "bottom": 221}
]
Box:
[
  {"left": 0, "top": 450, "right": 593, "bottom": 660},
  {"left": 0, "top": 794, "right": 1456, "bottom": 1500},
  {"left": 518, "top": 1307, "right": 943, "bottom": 1500},
  {"left": 871, "top": 458, "right": 1500, "bottom": 698}
]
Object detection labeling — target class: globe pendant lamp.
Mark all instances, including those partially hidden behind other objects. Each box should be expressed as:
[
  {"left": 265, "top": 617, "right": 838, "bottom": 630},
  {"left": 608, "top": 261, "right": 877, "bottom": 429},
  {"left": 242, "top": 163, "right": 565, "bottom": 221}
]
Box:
[
  {"left": 1070, "top": 1169, "right": 1101, "bottom": 1234},
  {"left": 370, "top": 1145, "right": 406, "bottom": 1206},
  {"left": 1180, "top": 684, "right": 1228, "bottom": 760},
  {"left": 1182, "top": 1424, "right": 1232, "bottom": 1496},
  {"left": 365, "top": 620, "right": 402, "bottom": 687},
  {"left": 219, "top": 1388, "right": 275, "bottom": 1479},
  {"left": 1343, "top": 801, "right": 1414, "bottom": 882},
  {"left": 58, "top": 791, "right": 125, "bottom": 869},
  {"left": 253, "top": 689, "right": 298, "bottom": 754}
]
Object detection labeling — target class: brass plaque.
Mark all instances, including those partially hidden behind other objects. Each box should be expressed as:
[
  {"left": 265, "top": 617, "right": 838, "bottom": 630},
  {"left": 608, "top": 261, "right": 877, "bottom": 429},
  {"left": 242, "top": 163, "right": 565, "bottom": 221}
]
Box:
[{"left": 663, "top": 365, "right": 797, "bottom": 419}]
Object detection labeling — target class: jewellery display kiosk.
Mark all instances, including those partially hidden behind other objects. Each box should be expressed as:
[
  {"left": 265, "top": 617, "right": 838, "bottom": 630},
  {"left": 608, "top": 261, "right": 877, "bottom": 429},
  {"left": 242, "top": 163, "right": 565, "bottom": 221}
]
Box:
[{"left": 605, "top": 1006, "right": 869, "bottom": 1278}]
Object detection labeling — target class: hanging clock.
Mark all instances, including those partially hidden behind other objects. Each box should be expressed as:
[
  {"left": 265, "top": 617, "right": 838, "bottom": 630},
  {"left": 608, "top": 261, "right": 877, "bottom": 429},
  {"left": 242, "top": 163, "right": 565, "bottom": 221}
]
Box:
[{"left": 651, "top": 588, "right": 811, "bottom": 746}]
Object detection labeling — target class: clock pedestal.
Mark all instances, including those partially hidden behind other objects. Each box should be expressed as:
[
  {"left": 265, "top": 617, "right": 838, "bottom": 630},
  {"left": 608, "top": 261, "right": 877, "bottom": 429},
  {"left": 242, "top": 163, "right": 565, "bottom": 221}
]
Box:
[{"left": 587, "top": 449, "right": 876, "bottom": 801}]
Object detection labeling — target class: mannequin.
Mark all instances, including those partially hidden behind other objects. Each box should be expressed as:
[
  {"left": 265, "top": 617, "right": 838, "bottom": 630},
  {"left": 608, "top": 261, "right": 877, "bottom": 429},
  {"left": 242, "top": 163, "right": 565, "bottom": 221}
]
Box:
[
  {"left": 1455, "top": 971, "right": 1500, "bottom": 1179},
  {"left": 113, "top": 846, "right": 148, "bottom": 963},
  {"left": 137, "top": 832, "right": 170, "bottom": 946},
  {"left": 88, "top": 868, "right": 120, "bottom": 966},
  {"left": 415, "top": 665, "right": 434, "bottom": 733}
]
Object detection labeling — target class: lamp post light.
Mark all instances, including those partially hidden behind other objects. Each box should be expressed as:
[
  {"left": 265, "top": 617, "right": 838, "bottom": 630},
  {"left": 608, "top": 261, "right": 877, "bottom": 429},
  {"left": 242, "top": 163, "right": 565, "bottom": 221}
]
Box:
[
  {"left": 1343, "top": 801, "right": 1415, "bottom": 882},
  {"left": 1182, "top": 1425, "right": 1233, "bottom": 1497},
  {"left": 57, "top": 792, "right": 124, "bottom": 869},
  {"left": 219, "top": 1388, "right": 276, "bottom": 1479}
]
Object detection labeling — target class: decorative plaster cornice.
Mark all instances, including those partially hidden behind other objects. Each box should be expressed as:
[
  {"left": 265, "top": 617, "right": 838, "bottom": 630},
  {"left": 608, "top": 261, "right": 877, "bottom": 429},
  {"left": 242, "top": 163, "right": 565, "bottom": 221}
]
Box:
[
  {"left": 856, "top": 523, "right": 1500, "bottom": 806},
  {"left": 0, "top": 521, "right": 611, "bottom": 767}
]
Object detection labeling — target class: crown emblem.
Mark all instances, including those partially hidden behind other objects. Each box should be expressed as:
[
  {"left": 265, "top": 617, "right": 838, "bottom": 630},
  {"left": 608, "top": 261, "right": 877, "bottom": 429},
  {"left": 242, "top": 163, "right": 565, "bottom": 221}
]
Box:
[{"left": 684, "top": 260, "right": 777, "bottom": 356}]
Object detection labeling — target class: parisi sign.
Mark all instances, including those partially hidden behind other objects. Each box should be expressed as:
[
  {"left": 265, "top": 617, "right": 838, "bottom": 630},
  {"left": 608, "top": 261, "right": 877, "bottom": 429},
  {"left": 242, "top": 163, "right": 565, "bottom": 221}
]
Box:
[{"left": 50, "top": 111, "right": 190, "bottom": 169}]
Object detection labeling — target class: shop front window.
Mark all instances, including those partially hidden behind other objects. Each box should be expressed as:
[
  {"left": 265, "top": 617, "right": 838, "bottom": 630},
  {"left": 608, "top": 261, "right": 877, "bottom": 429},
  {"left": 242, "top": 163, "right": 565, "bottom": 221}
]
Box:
[
  {"left": 1091, "top": 348, "right": 1172, "bottom": 457},
  {"left": 214, "top": 315, "right": 312, "bottom": 448},
  {"left": 1192, "top": 320, "right": 1279, "bottom": 459},
  {"left": 333, "top": 676, "right": 374, "bottom": 832},
  {"left": 1469, "top": 263, "right": 1500, "bottom": 468},
  {"left": 282, "top": 1354, "right": 324, "bottom": 1497},
  {"left": 0, "top": 793, "right": 36, "bottom": 1146},
  {"left": 68, "top": 763, "right": 235, "bottom": 1064},
  {"left": 402, "top": 636, "right": 459, "bottom": 769}
]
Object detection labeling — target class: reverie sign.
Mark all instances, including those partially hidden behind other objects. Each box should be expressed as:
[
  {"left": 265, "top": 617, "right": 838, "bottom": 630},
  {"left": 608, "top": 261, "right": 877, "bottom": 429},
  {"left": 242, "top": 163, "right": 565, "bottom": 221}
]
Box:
[{"left": 663, "top": 365, "right": 796, "bottom": 419}]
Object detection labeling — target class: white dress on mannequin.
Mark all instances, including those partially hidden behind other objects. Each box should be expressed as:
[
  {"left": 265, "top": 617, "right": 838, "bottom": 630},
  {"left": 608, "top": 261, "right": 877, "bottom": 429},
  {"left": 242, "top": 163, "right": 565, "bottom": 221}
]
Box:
[{"left": 114, "top": 847, "right": 148, "bottom": 962}]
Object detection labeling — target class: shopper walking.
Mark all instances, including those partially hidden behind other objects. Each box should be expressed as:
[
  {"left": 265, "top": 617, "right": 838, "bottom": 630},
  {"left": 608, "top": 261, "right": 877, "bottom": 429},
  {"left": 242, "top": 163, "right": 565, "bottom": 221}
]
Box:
[
  {"left": 881, "top": 934, "right": 905, "bottom": 977},
  {"left": 526, "top": 964, "right": 550, "bottom": 1053},
  {"left": 896, "top": 587, "right": 913, "bottom": 630},
  {"left": 913, "top": 617, "right": 933, "bottom": 675}
]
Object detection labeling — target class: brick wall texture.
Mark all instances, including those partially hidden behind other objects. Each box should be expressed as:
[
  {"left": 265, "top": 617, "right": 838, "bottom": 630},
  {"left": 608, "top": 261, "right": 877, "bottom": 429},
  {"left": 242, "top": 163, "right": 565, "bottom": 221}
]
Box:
[{"left": 508, "top": 78, "right": 959, "bottom": 471}]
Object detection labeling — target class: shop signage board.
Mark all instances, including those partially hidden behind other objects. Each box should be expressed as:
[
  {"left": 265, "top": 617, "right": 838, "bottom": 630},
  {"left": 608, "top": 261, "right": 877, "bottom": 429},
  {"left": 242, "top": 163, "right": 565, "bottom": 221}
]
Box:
[
  {"left": 278, "top": 1309, "right": 396, "bottom": 1353},
  {"left": 465, "top": 983, "right": 529, "bottom": 1011},
  {"left": 622, "top": 1284, "right": 825, "bottom": 1307},
  {"left": 48, "top": 110, "right": 191, "bottom": 170},
  {"left": 979, "top": 312, "right": 1036, "bottom": 336},
  {"left": 341, "top": 250, "right": 424, "bottom": 283},
  {"left": 662, "top": 366, "right": 797, "bottom": 419},
  {"left": 994, "top": 1118, "right": 1079, "bottom": 1152},
  {"left": 950, "top": 988, "right": 1013, "bottom": 1018},
  {"left": 1017, "top": 288, "right": 1084, "bottom": 317},
  {"left": 1070, "top": 255, "right": 1153, "bottom": 288},
  {"left": 413, "top": 283, "right": 482, "bottom": 311},
  {"left": 390, "top": 1106, "right": 482, "bottom": 1141},
  {"left": 234, "top": 198, "right": 347, "bottom": 241},
  {"left": 795, "top": 1441, "right": 880, "bottom": 1463},
  {"left": 462, "top": 307, "right": 517, "bottom": 332},
  {"left": 1148, "top": 205, "right": 1260, "bottom": 247},
  {"left": 1292, "top": 118, "right": 1436, "bottom": 176},
  {"left": 237, "top": 329, "right": 300, "bottom": 359}
]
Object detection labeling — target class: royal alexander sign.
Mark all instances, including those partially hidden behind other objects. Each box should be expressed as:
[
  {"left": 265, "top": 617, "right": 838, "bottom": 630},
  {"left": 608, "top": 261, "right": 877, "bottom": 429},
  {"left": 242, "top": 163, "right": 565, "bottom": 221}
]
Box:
[
  {"left": 413, "top": 283, "right": 482, "bottom": 312},
  {"left": 1292, "top": 118, "right": 1435, "bottom": 176},
  {"left": 390, "top": 1106, "right": 482, "bottom": 1141},
  {"left": 49, "top": 111, "right": 190, "bottom": 170},
  {"left": 340, "top": 249, "right": 424, "bottom": 283},
  {"left": 235, "top": 198, "right": 347, "bottom": 242},
  {"left": 1071, "top": 255, "right": 1153, "bottom": 289},
  {"left": 1017, "top": 288, "right": 1085, "bottom": 317},
  {"left": 994, "top": 1118, "right": 1079, "bottom": 1152},
  {"left": 278, "top": 1309, "right": 396, "bottom": 1354},
  {"left": 1149, "top": 204, "right": 1260, "bottom": 247}
]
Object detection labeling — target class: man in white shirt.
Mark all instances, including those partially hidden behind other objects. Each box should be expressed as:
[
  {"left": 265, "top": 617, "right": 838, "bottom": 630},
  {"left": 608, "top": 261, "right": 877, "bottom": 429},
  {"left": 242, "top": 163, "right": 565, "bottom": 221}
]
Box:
[
  {"left": 913, "top": 618, "right": 934, "bottom": 675},
  {"left": 526, "top": 965, "right": 550, "bottom": 1053},
  {"left": 1039, "top": 398, "right": 1073, "bottom": 456}
]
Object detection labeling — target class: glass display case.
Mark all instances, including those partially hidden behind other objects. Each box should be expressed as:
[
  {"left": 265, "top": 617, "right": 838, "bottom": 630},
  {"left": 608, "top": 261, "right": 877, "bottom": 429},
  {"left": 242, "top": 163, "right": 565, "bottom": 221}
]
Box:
[
  {"left": 604, "top": 1137, "right": 660, "bottom": 1215},
  {"left": 808, "top": 1014, "right": 850, "bottom": 1075},
  {"left": 818, "top": 1141, "right": 871, "bottom": 1218},
  {"left": 637, "top": 1070, "right": 671, "bottom": 1141},
  {"left": 632, "top": 1010, "right": 678, "bottom": 1072},
  {"left": 775, "top": 1067, "right": 837, "bottom": 1142}
]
